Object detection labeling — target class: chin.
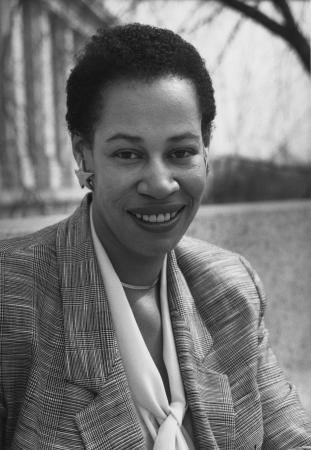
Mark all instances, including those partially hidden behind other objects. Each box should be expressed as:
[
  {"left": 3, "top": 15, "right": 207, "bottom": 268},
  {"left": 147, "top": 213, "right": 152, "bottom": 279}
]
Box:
[{"left": 134, "top": 236, "right": 183, "bottom": 259}]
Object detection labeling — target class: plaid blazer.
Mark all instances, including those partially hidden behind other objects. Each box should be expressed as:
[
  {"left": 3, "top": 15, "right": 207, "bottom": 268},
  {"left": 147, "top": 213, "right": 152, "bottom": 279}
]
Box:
[{"left": 1, "top": 195, "right": 310, "bottom": 450}]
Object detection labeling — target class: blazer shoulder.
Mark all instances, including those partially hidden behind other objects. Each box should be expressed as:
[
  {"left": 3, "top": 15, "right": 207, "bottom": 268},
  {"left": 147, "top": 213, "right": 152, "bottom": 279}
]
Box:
[
  {"left": 176, "top": 235, "right": 241, "bottom": 266},
  {"left": 0, "top": 214, "right": 73, "bottom": 257},
  {"left": 175, "top": 235, "right": 266, "bottom": 320},
  {"left": 176, "top": 235, "right": 263, "bottom": 292},
  {"left": 0, "top": 194, "right": 91, "bottom": 258},
  {"left": 0, "top": 222, "right": 63, "bottom": 312}
]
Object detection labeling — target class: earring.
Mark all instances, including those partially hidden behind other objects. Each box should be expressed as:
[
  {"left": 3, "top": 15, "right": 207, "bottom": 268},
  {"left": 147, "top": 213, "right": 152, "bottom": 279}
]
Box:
[{"left": 75, "top": 160, "right": 95, "bottom": 190}]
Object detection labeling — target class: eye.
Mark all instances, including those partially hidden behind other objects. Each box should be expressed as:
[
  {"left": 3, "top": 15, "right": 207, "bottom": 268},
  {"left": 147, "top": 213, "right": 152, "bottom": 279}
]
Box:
[
  {"left": 170, "top": 148, "right": 196, "bottom": 159},
  {"left": 113, "top": 150, "right": 142, "bottom": 160}
]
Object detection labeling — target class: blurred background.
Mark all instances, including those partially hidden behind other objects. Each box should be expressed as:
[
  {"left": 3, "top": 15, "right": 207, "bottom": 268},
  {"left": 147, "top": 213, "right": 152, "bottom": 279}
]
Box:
[
  {"left": 0, "top": 0, "right": 310, "bottom": 413},
  {"left": 0, "top": 0, "right": 310, "bottom": 214}
]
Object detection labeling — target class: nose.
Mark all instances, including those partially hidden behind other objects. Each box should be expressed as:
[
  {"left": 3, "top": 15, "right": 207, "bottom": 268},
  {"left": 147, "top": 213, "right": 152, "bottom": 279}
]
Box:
[{"left": 137, "top": 160, "right": 180, "bottom": 199}]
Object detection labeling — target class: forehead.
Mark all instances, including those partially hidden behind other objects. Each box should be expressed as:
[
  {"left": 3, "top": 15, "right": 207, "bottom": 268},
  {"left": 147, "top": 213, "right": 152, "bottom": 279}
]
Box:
[{"left": 95, "top": 76, "right": 201, "bottom": 133}]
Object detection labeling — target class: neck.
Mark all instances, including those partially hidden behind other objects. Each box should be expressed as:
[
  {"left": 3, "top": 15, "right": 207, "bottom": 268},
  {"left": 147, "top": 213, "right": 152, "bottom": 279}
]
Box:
[{"left": 104, "top": 243, "right": 164, "bottom": 286}]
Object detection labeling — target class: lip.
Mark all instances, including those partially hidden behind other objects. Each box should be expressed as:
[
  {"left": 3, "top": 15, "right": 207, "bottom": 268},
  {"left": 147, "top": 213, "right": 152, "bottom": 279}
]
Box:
[
  {"left": 128, "top": 207, "right": 185, "bottom": 233},
  {"left": 127, "top": 203, "right": 186, "bottom": 215}
]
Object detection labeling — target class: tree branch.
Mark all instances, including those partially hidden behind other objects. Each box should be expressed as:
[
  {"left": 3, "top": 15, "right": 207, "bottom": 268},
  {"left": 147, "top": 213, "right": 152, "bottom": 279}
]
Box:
[
  {"left": 178, "top": 4, "right": 225, "bottom": 35},
  {"left": 215, "top": 15, "right": 244, "bottom": 68},
  {"left": 271, "top": 0, "right": 297, "bottom": 29},
  {"left": 216, "top": 0, "right": 288, "bottom": 39},
  {"left": 215, "top": 0, "right": 310, "bottom": 73}
]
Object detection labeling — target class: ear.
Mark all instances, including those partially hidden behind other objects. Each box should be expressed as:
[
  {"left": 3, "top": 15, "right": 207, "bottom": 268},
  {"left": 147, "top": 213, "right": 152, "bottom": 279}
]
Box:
[
  {"left": 71, "top": 134, "right": 94, "bottom": 171},
  {"left": 203, "top": 146, "right": 209, "bottom": 173}
]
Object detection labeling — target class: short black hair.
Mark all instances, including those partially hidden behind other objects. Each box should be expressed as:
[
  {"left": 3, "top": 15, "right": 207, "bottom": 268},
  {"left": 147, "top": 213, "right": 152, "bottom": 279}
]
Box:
[{"left": 66, "top": 23, "right": 216, "bottom": 146}]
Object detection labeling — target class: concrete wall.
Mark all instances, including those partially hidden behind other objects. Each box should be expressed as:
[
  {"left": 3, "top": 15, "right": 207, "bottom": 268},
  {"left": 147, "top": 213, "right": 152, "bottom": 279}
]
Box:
[{"left": 188, "top": 200, "right": 311, "bottom": 414}]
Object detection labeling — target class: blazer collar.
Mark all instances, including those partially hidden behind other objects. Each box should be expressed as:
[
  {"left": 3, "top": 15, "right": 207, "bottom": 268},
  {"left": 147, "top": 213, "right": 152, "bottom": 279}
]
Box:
[
  {"left": 167, "top": 251, "right": 235, "bottom": 449},
  {"left": 56, "top": 194, "right": 145, "bottom": 449},
  {"left": 56, "top": 194, "right": 235, "bottom": 449},
  {"left": 57, "top": 194, "right": 116, "bottom": 391}
]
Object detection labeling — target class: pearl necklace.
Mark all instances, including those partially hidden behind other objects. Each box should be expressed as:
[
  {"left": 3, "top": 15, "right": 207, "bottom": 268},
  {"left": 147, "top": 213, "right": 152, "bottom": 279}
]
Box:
[{"left": 121, "top": 277, "right": 159, "bottom": 290}]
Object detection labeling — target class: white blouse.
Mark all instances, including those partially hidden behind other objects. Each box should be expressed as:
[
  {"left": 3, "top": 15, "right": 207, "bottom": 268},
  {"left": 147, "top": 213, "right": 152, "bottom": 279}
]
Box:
[{"left": 90, "top": 210, "right": 195, "bottom": 450}]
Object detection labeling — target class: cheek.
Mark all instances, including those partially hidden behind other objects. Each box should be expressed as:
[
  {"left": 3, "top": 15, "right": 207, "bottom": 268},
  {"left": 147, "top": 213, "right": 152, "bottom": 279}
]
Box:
[
  {"left": 182, "top": 166, "right": 207, "bottom": 202},
  {"left": 93, "top": 166, "right": 119, "bottom": 196},
  {"left": 94, "top": 174, "right": 131, "bottom": 210}
]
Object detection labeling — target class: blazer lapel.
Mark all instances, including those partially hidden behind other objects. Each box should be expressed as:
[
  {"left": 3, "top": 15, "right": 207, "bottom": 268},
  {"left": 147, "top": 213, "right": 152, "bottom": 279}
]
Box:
[
  {"left": 167, "top": 250, "right": 236, "bottom": 450},
  {"left": 57, "top": 195, "right": 144, "bottom": 449},
  {"left": 74, "top": 358, "right": 145, "bottom": 450}
]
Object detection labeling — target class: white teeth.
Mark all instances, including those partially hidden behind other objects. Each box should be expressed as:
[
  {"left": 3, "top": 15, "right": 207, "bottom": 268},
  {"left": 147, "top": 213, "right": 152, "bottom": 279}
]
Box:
[{"left": 134, "top": 210, "right": 180, "bottom": 223}]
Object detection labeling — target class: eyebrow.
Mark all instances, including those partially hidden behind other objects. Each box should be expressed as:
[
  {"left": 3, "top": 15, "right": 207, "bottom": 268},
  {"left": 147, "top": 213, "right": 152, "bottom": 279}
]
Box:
[
  {"left": 106, "top": 133, "right": 142, "bottom": 143},
  {"left": 167, "top": 132, "right": 201, "bottom": 143},
  {"left": 105, "top": 132, "right": 200, "bottom": 143}
]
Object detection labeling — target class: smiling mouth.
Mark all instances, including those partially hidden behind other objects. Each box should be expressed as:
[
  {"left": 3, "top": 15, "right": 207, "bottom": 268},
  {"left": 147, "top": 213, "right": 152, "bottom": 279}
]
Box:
[{"left": 129, "top": 207, "right": 184, "bottom": 224}]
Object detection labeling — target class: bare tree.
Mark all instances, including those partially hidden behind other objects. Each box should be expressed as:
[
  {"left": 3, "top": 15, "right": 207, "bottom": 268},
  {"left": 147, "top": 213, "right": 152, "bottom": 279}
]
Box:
[
  {"left": 122, "top": 0, "right": 310, "bottom": 74},
  {"left": 211, "top": 0, "right": 310, "bottom": 74}
]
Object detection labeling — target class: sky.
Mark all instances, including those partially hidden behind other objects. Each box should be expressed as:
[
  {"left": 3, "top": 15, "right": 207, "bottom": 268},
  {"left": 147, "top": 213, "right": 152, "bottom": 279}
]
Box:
[{"left": 104, "top": 0, "right": 311, "bottom": 164}]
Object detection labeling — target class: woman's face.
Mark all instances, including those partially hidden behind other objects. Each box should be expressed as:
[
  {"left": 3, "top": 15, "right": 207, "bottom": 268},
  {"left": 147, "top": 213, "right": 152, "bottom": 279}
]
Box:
[{"left": 81, "top": 76, "right": 207, "bottom": 261}]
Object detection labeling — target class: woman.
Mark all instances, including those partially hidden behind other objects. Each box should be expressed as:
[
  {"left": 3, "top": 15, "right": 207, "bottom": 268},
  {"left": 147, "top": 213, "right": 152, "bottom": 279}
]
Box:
[{"left": 0, "top": 23, "right": 310, "bottom": 450}]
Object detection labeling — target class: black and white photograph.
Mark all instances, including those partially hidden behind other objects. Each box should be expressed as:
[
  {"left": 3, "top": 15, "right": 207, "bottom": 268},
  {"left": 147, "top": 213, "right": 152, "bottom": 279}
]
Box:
[{"left": 0, "top": 1, "right": 310, "bottom": 448}]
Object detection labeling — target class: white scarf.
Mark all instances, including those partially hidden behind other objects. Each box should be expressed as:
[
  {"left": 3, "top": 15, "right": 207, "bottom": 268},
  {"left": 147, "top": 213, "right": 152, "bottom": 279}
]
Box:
[{"left": 90, "top": 214, "right": 194, "bottom": 450}]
